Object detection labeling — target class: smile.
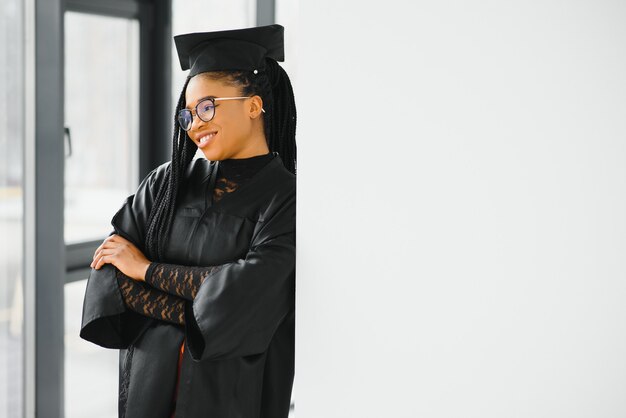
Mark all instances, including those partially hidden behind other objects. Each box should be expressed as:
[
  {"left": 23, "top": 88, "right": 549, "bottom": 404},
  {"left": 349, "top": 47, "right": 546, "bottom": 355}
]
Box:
[{"left": 198, "top": 132, "right": 217, "bottom": 148}]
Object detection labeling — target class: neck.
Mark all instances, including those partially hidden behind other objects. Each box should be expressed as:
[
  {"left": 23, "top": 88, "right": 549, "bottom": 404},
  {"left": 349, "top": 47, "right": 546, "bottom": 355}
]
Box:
[{"left": 227, "top": 127, "right": 269, "bottom": 159}]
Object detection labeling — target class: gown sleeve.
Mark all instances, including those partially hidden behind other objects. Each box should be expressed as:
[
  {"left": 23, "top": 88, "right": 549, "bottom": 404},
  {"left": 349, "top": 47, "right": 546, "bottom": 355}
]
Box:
[
  {"left": 183, "top": 187, "right": 296, "bottom": 362},
  {"left": 79, "top": 165, "right": 165, "bottom": 348}
]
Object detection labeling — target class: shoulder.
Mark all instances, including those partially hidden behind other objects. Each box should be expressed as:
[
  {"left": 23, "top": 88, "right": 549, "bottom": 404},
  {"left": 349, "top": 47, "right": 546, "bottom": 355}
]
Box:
[
  {"left": 266, "top": 154, "right": 296, "bottom": 198},
  {"left": 144, "top": 160, "right": 171, "bottom": 181},
  {"left": 129, "top": 160, "right": 170, "bottom": 198},
  {"left": 184, "top": 157, "right": 216, "bottom": 183},
  {"left": 256, "top": 155, "right": 296, "bottom": 220}
]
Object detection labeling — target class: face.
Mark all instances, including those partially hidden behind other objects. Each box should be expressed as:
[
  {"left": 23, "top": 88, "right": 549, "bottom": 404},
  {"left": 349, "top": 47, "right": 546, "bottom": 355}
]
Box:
[{"left": 184, "top": 73, "right": 266, "bottom": 161}]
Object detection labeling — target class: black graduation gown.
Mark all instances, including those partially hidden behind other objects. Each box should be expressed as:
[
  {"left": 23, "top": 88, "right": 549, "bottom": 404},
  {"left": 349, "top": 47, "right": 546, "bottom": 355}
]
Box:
[{"left": 79, "top": 152, "right": 296, "bottom": 418}]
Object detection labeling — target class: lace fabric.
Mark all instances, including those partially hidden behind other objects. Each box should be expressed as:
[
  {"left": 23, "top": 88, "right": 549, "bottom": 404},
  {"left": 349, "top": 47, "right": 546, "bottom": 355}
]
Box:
[
  {"left": 116, "top": 268, "right": 186, "bottom": 326},
  {"left": 144, "top": 262, "right": 224, "bottom": 301}
]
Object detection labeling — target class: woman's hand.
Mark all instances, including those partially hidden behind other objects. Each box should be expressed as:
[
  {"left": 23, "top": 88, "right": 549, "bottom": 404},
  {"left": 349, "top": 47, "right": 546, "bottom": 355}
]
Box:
[{"left": 90, "top": 234, "right": 151, "bottom": 282}]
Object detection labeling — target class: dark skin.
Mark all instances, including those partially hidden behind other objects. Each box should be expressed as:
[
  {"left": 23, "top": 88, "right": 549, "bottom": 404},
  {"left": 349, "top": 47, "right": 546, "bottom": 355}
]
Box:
[
  {"left": 91, "top": 72, "right": 268, "bottom": 280},
  {"left": 90, "top": 234, "right": 151, "bottom": 281}
]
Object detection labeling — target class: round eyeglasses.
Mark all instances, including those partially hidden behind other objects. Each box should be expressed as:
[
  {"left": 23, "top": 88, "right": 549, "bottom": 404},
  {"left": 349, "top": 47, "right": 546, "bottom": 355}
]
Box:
[{"left": 177, "top": 96, "right": 265, "bottom": 131}]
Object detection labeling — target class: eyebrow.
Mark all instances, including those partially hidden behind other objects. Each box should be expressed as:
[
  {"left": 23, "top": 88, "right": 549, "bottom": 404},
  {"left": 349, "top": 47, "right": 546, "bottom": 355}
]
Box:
[{"left": 185, "top": 95, "right": 217, "bottom": 109}]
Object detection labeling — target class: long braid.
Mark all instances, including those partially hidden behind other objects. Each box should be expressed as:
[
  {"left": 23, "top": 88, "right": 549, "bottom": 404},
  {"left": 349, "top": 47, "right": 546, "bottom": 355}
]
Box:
[
  {"left": 145, "top": 75, "right": 197, "bottom": 261},
  {"left": 263, "top": 58, "right": 297, "bottom": 175}
]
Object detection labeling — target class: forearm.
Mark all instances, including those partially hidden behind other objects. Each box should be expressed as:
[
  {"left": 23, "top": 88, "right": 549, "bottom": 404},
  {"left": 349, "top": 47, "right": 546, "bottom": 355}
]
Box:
[
  {"left": 143, "top": 261, "right": 225, "bottom": 300},
  {"left": 116, "top": 268, "right": 186, "bottom": 326}
]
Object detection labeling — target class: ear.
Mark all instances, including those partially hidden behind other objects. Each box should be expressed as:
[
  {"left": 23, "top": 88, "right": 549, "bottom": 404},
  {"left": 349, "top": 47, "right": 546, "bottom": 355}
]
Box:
[{"left": 248, "top": 95, "right": 265, "bottom": 119}]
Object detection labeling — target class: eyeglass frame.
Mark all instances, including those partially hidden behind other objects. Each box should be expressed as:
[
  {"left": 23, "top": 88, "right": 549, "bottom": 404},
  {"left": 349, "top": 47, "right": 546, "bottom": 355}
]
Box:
[{"left": 177, "top": 96, "right": 266, "bottom": 131}]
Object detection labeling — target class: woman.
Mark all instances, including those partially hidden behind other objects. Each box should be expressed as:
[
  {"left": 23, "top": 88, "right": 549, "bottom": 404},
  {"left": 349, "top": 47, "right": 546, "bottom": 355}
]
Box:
[{"left": 80, "top": 24, "right": 296, "bottom": 418}]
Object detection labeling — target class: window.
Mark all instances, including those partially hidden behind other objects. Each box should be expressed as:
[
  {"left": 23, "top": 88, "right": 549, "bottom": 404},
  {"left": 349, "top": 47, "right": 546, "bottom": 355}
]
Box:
[
  {"left": 63, "top": 11, "right": 140, "bottom": 418},
  {"left": 0, "top": 0, "right": 25, "bottom": 416}
]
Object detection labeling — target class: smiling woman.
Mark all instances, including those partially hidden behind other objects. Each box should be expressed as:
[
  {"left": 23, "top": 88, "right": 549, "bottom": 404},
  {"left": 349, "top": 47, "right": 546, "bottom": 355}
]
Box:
[{"left": 79, "top": 24, "right": 297, "bottom": 418}]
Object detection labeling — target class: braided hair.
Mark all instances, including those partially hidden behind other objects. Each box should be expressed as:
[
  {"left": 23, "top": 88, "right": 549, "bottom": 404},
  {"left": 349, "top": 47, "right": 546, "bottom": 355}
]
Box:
[{"left": 144, "top": 58, "right": 297, "bottom": 261}]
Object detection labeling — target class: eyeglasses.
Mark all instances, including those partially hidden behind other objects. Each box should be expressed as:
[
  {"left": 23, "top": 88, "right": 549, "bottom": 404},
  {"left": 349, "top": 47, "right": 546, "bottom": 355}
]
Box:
[{"left": 177, "top": 96, "right": 265, "bottom": 131}]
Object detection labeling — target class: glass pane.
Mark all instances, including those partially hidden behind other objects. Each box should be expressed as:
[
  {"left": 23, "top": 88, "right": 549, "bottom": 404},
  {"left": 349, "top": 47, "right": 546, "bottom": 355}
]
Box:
[
  {"left": 65, "top": 279, "right": 118, "bottom": 418},
  {"left": 64, "top": 12, "right": 140, "bottom": 244},
  {"left": 0, "top": 0, "right": 25, "bottom": 416},
  {"left": 65, "top": 279, "right": 119, "bottom": 418}
]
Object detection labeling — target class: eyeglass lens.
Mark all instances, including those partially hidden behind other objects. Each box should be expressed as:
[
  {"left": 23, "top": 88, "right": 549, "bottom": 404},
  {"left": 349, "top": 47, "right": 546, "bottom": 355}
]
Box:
[{"left": 177, "top": 98, "right": 216, "bottom": 131}]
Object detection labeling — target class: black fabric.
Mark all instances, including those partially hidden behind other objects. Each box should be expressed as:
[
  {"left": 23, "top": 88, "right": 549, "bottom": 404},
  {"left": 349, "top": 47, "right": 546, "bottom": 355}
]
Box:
[
  {"left": 217, "top": 151, "right": 274, "bottom": 180},
  {"left": 174, "top": 24, "right": 284, "bottom": 76},
  {"left": 213, "top": 151, "right": 274, "bottom": 208},
  {"left": 80, "top": 151, "right": 295, "bottom": 418},
  {"left": 118, "top": 152, "right": 276, "bottom": 319}
]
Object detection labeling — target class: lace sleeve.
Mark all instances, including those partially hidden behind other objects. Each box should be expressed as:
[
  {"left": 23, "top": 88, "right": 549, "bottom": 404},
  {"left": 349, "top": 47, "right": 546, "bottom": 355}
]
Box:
[
  {"left": 143, "top": 262, "right": 225, "bottom": 301},
  {"left": 115, "top": 268, "right": 186, "bottom": 326}
]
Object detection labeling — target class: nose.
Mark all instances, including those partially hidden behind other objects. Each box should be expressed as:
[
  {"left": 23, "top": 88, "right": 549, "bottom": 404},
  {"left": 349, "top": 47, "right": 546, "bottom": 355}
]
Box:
[{"left": 189, "top": 111, "right": 206, "bottom": 133}]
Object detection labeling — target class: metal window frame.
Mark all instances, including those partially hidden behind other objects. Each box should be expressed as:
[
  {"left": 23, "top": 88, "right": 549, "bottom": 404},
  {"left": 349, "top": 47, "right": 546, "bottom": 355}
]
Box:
[
  {"left": 257, "top": 0, "right": 275, "bottom": 25},
  {"left": 30, "top": 2, "right": 65, "bottom": 417}
]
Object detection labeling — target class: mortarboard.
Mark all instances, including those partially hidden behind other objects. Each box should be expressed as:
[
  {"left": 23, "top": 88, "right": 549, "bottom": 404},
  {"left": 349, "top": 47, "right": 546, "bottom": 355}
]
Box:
[{"left": 174, "top": 24, "right": 285, "bottom": 77}]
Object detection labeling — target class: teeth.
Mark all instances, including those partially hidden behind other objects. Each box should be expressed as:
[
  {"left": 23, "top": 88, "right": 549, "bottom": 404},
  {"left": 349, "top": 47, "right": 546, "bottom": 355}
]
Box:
[{"left": 199, "top": 132, "right": 216, "bottom": 144}]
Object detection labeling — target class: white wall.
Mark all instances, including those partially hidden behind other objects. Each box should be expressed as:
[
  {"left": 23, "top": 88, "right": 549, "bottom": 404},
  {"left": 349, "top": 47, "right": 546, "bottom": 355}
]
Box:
[{"left": 294, "top": 1, "right": 626, "bottom": 417}]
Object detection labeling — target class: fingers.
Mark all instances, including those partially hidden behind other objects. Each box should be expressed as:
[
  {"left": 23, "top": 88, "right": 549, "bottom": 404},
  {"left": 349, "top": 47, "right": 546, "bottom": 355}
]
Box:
[
  {"left": 91, "top": 248, "right": 116, "bottom": 269},
  {"left": 93, "top": 235, "right": 113, "bottom": 257},
  {"left": 92, "top": 255, "right": 109, "bottom": 270},
  {"left": 92, "top": 234, "right": 123, "bottom": 264},
  {"left": 90, "top": 234, "right": 136, "bottom": 270}
]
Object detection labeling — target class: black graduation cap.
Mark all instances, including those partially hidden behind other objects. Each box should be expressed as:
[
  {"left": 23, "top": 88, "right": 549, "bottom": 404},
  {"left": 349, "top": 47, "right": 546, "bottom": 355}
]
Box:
[{"left": 174, "top": 24, "right": 285, "bottom": 77}]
